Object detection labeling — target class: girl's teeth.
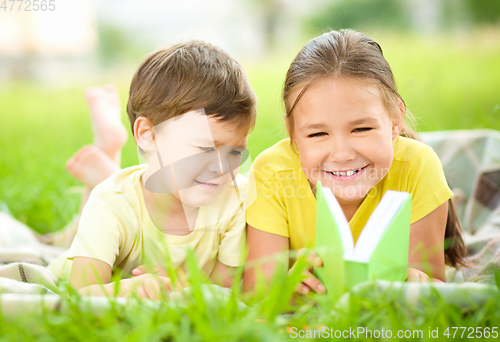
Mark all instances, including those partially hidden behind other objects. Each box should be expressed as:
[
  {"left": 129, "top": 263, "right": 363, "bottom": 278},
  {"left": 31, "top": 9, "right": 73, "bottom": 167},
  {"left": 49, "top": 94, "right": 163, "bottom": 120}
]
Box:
[{"left": 331, "top": 167, "right": 362, "bottom": 177}]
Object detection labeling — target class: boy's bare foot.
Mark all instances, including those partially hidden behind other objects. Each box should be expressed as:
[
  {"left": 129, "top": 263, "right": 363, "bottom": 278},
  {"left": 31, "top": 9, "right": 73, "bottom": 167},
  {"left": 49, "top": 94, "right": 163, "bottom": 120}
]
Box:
[
  {"left": 85, "top": 85, "right": 128, "bottom": 165},
  {"left": 66, "top": 145, "right": 120, "bottom": 189}
]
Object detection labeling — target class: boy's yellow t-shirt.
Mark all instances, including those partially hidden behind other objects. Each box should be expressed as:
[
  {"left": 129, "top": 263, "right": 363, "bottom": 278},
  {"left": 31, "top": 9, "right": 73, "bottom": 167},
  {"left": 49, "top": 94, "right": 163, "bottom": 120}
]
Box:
[
  {"left": 49, "top": 165, "right": 247, "bottom": 280},
  {"left": 246, "top": 137, "right": 453, "bottom": 251}
]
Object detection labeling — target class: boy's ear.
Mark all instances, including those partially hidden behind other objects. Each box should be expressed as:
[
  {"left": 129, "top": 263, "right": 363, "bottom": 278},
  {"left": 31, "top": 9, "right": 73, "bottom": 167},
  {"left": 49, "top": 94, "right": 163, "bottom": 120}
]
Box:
[
  {"left": 134, "top": 116, "right": 156, "bottom": 152},
  {"left": 392, "top": 99, "right": 405, "bottom": 139}
]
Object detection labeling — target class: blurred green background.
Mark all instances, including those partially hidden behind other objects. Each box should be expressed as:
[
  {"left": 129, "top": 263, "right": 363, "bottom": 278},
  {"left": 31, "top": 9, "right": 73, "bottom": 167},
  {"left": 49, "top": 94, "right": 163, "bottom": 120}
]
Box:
[{"left": 1, "top": 0, "right": 499, "bottom": 234}]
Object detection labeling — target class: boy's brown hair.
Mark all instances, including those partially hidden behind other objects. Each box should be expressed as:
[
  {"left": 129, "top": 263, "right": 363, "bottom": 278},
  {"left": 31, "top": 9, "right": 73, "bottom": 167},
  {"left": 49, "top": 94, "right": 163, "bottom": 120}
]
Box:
[{"left": 127, "top": 40, "right": 257, "bottom": 134}]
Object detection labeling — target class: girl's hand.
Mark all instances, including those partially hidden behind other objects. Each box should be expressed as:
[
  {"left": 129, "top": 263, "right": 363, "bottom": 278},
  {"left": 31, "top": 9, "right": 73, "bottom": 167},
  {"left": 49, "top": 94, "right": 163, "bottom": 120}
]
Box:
[
  {"left": 132, "top": 265, "right": 167, "bottom": 278},
  {"left": 406, "top": 267, "right": 444, "bottom": 283},
  {"left": 291, "top": 249, "right": 327, "bottom": 294},
  {"left": 120, "top": 274, "right": 173, "bottom": 299}
]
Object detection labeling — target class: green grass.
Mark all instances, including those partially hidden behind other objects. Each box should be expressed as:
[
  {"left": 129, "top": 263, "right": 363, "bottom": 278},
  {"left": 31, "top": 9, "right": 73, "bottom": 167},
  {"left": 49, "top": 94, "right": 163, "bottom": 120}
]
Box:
[
  {"left": 1, "top": 29, "right": 499, "bottom": 233},
  {"left": 1, "top": 268, "right": 500, "bottom": 341},
  {"left": 1, "top": 28, "right": 500, "bottom": 340}
]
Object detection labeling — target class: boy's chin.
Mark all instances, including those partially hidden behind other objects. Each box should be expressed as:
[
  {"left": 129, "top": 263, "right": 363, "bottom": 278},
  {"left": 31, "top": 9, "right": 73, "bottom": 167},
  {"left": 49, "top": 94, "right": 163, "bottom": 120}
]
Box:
[{"left": 177, "top": 183, "right": 229, "bottom": 207}]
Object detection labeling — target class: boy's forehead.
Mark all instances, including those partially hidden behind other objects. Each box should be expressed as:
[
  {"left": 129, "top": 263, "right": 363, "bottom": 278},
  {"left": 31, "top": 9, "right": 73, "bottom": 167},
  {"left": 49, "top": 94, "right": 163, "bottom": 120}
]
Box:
[
  {"left": 153, "top": 109, "right": 248, "bottom": 146},
  {"left": 154, "top": 109, "right": 212, "bottom": 139},
  {"left": 207, "top": 121, "right": 249, "bottom": 146}
]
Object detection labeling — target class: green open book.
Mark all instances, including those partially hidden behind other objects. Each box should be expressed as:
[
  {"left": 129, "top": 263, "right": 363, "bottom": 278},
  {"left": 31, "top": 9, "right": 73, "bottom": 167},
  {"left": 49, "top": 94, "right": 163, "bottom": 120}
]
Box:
[{"left": 313, "top": 181, "right": 412, "bottom": 302}]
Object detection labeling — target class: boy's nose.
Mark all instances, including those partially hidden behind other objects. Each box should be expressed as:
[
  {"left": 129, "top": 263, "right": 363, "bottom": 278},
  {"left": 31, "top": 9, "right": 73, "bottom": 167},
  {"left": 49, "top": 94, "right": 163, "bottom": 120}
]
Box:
[{"left": 207, "top": 147, "right": 228, "bottom": 176}]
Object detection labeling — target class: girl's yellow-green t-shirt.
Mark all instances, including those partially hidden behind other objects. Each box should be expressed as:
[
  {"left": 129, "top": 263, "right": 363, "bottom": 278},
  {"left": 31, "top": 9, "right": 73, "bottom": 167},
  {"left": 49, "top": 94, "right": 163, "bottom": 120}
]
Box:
[{"left": 246, "top": 137, "right": 453, "bottom": 251}]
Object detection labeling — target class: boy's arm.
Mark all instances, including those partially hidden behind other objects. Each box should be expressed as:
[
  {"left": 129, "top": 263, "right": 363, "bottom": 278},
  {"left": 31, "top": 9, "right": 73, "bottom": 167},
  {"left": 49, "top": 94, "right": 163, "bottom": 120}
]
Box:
[
  {"left": 209, "top": 260, "right": 236, "bottom": 288},
  {"left": 69, "top": 256, "right": 112, "bottom": 290},
  {"left": 70, "top": 256, "right": 172, "bottom": 298}
]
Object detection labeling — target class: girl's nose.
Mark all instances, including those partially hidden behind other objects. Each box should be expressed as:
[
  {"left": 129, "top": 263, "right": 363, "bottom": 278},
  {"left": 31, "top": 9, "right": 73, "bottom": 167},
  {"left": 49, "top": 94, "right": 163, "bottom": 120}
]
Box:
[{"left": 328, "top": 139, "right": 356, "bottom": 162}]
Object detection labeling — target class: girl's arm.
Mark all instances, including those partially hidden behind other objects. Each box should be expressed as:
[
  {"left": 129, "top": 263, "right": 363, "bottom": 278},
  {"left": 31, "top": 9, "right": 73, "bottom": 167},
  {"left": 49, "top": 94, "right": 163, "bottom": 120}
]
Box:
[
  {"left": 243, "top": 225, "right": 325, "bottom": 294},
  {"left": 243, "top": 225, "right": 289, "bottom": 291},
  {"left": 408, "top": 201, "right": 448, "bottom": 281}
]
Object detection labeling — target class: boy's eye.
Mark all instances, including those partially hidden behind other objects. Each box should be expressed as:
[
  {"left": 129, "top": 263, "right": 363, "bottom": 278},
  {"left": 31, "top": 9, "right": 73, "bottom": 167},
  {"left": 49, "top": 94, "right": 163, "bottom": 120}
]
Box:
[
  {"left": 307, "top": 132, "right": 327, "bottom": 138},
  {"left": 199, "top": 147, "right": 216, "bottom": 153},
  {"left": 353, "top": 127, "right": 372, "bottom": 133},
  {"left": 230, "top": 150, "right": 243, "bottom": 156}
]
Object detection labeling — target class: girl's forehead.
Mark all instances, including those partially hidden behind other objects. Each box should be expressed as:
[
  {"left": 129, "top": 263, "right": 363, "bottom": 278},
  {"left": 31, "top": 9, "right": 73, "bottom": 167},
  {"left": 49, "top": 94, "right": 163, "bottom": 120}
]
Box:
[
  {"left": 290, "top": 78, "right": 396, "bottom": 131},
  {"left": 297, "top": 77, "right": 384, "bottom": 110},
  {"left": 288, "top": 77, "right": 382, "bottom": 109}
]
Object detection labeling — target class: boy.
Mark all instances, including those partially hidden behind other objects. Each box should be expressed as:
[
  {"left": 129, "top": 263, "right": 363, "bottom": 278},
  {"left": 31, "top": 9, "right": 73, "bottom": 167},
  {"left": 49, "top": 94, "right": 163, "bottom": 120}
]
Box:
[{"left": 49, "top": 41, "right": 256, "bottom": 298}]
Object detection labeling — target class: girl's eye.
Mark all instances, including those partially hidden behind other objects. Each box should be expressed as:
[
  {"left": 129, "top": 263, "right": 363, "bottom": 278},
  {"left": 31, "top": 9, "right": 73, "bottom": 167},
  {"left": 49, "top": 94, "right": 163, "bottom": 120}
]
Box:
[
  {"left": 353, "top": 127, "right": 372, "bottom": 133},
  {"left": 199, "top": 147, "right": 216, "bottom": 152},
  {"left": 307, "top": 132, "right": 327, "bottom": 138}
]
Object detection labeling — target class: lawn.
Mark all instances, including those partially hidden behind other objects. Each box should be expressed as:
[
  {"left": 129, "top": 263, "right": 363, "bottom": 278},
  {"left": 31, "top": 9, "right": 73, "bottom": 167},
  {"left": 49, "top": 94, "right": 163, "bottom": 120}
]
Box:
[{"left": 1, "top": 28, "right": 500, "bottom": 340}]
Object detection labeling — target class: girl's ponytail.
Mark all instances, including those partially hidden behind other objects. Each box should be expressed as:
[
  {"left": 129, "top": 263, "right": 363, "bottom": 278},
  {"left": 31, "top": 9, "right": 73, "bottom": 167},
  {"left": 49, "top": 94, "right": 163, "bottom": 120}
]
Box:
[{"left": 444, "top": 198, "right": 468, "bottom": 267}]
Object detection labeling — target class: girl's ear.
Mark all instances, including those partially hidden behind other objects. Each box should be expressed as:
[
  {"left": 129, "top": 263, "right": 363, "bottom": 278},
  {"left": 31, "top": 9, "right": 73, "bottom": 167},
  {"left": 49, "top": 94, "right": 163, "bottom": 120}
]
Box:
[
  {"left": 392, "top": 99, "right": 405, "bottom": 139},
  {"left": 134, "top": 116, "right": 156, "bottom": 152}
]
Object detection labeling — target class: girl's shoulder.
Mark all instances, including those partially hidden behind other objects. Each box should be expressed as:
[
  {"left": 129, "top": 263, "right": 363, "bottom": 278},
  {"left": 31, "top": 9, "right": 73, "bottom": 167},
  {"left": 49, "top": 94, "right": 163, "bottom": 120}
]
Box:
[
  {"left": 393, "top": 136, "right": 437, "bottom": 164},
  {"left": 251, "top": 138, "right": 301, "bottom": 178}
]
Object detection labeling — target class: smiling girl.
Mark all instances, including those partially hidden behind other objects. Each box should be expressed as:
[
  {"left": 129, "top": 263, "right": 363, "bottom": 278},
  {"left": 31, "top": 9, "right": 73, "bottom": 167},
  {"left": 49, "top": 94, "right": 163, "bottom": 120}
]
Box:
[{"left": 244, "top": 29, "right": 466, "bottom": 293}]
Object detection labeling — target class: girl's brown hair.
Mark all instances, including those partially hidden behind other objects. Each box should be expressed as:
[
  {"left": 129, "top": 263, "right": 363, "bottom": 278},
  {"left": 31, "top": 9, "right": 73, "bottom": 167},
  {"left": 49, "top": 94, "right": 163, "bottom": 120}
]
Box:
[{"left": 283, "top": 29, "right": 467, "bottom": 268}]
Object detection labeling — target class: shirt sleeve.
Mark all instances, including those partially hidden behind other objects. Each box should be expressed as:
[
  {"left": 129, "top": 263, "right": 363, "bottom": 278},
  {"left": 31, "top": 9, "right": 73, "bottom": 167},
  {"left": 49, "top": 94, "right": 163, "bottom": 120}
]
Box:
[
  {"left": 67, "top": 191, "right": 127, "bottom": 267},
  {"left": 217, "top": 179, "right": 247, "bottom": 267},
  {"left": 217, "top": 204, "right": 246, "bottom": 267},
  {"left": 245, "top": 159, "right": 289, "bottom": 237},
  {"left": 407, "top": 145, "right": 453, "bottom": 223}
]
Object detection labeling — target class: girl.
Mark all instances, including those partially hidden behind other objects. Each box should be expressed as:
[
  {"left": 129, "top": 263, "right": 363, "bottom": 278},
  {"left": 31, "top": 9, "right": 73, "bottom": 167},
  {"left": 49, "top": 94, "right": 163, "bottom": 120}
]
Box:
[{"left": 243, "top": 29, "right": 466, "bottom": 293}]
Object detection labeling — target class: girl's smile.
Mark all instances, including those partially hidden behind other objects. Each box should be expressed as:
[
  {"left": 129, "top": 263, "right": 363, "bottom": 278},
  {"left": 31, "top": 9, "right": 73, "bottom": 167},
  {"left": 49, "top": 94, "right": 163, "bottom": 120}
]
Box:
[
  {"left": 323, "top": 164, "right": 369, "bottom": 181},
  {"left": 290, "top": 76, "right": 402, "bottom": 207}
]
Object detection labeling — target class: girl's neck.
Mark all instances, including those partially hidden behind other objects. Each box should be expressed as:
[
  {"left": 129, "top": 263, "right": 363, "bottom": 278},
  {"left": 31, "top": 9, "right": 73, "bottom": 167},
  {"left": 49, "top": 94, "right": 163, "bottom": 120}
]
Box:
[
  {"left": 141, "top": 175, "right": 198, "bottom": 235},
  {"left": 338, "top": 201, "right": 362, "bottom": 222}
]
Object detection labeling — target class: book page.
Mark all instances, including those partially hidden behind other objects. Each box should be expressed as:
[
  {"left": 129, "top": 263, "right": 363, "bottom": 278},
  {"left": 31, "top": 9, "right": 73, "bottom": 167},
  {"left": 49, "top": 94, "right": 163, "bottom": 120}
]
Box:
[
  {"left": 353, "top": 191, "right": 409, "bottom": 262},
  {"left": 321, "top": 187, "right": 355, "bottom": 258}
]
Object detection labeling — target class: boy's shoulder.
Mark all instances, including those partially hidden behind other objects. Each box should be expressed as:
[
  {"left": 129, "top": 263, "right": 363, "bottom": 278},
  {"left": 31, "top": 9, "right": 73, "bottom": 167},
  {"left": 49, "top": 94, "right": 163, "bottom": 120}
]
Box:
[
  {"left": 92, "top": 164, "right": 146, "bottom": 195},
  {"left": 88, "top": 164, "right": 146, "bottom": 210},
  {"left": 251, "top": 138, "right": 301, "bottom": 179}
]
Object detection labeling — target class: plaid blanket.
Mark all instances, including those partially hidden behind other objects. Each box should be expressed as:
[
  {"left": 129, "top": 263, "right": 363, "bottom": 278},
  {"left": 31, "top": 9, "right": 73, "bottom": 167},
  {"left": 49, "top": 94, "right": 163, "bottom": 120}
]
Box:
[
  {"left": 0, "top": 285, "right": 244, "bottom": 320},
  {"left": 420, "top": 129, "right": 500, "bottom": 284},
  {"left": 1, "top": 130, "right": 499, "bottom": 315}
]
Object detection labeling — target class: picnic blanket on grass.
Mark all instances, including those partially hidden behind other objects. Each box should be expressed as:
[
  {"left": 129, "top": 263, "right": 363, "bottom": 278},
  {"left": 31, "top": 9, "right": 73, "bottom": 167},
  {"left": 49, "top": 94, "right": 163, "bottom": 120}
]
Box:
[
  {"left": 421, "top": 130, "right": 500, "bottom": 284},
  {"left": 1, "top": 130, "right": 500, "bottom": 314}
]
